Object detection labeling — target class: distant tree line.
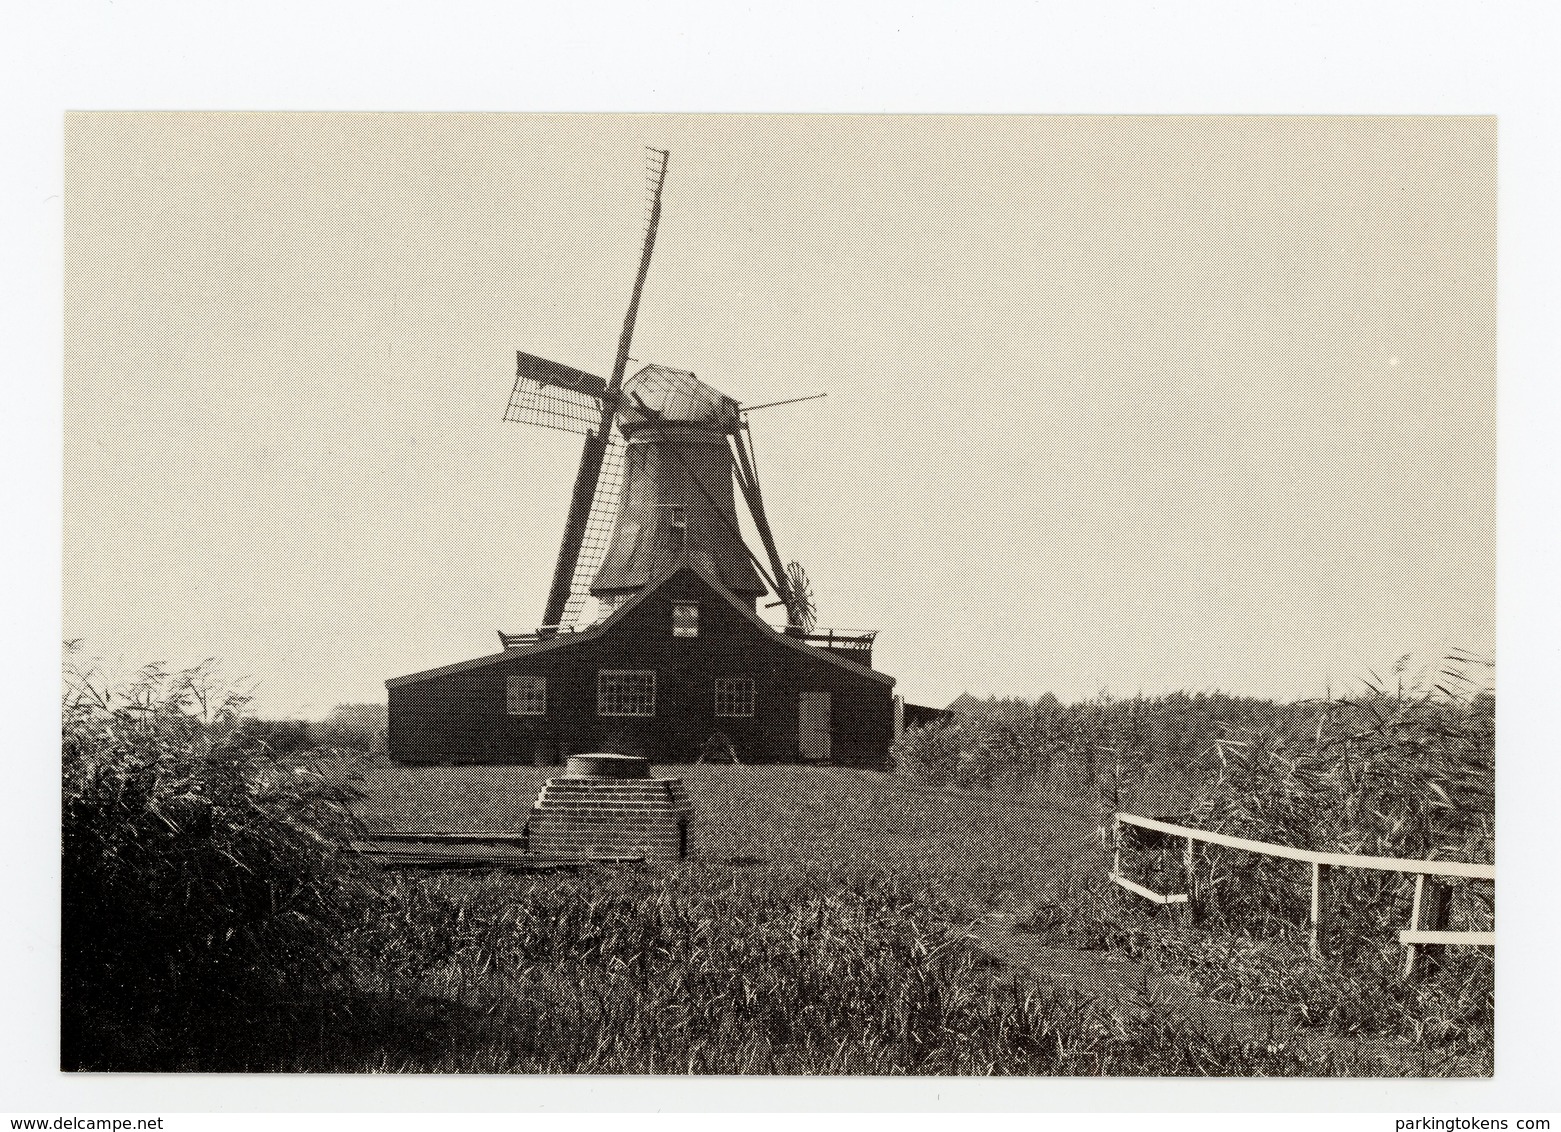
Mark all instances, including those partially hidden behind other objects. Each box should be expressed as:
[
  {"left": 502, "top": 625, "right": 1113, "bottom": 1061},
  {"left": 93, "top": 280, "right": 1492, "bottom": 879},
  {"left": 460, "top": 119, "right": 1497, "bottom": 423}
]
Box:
[
  {"left": 908, "top": 689, "right": 1309, "bottom": 813},
  {"left": 240, "top": 702, "right": 388, "bottom": 755}
]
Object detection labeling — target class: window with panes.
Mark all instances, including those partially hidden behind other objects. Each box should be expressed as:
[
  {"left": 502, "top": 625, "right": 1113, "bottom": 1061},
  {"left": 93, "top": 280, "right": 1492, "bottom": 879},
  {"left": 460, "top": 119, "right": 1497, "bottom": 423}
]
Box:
[
  {"left": 598, "top": 669, "right": 656, "bottom": 716},
  {"left": 672, "top": 600, "right": 700, "bottom": 638},
  {"left": 714, "top": 677, "right": 755, "bottom": 718},
  {"left": 506, "top": 674, "right": 546, "bottom": 716}
]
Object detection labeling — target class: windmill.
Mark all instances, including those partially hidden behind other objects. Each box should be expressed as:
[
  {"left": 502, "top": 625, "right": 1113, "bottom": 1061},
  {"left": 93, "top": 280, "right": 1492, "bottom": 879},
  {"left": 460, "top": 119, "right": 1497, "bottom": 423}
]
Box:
[{"left": 502, "top": 148, "right": 818, "bottom": 637}]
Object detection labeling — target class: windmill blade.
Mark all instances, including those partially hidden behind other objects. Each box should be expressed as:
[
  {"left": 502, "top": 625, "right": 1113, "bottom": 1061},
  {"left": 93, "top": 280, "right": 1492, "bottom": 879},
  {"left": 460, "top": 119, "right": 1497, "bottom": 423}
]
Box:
[
  {"left": 515, "top": 351, "right": 609, "bottom": 399},
  {"left": 559, "top": 427, "right": 627, "bottom": 627},
  {"left": 729, "top": 427, "right": 795, "bottom": 613},
  {"left": 504, "top": 351, "right": 607, "bottom": 436},
  {"left": 539, "top": 147, "right": 670, "bottom": 631},
  {"left": 784, "top": 561, "right": 818, "bottom": 633}
]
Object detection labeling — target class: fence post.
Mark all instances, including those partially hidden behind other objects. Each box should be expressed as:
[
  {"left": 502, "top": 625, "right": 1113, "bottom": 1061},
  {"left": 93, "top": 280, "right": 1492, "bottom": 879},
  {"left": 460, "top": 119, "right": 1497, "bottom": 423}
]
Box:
[
  {"left": 1112, "top": 814, "right": 1122, "bottom": 879},
  {"left": 1403, "top": 874, "right": 1452, "bottom": 980},
  {"left": 1182, "top": 835, "right": 1198, "bottom": 924},
  {"left": 1310, "top": 862, "right": 1331, "bottom": 959}
]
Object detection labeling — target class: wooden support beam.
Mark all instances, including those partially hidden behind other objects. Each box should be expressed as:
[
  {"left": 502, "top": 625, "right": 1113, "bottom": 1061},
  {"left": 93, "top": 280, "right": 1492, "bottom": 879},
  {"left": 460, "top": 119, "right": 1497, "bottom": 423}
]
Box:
[
  {"left": 1400, "top": 930, "right": 1494, "bottom": 947},
  {"left": 1182, "top": 835, "right": 1198, "bottom": 925},
  {"left": 1310, "top": 861, "right": 1331, "bottom": 959},
  {"left": 1402, "top": 874, "right": 1453, "bottom": 979},
  {"left": 1110, "top": 873, "right": 1188, "bottom": 905}
]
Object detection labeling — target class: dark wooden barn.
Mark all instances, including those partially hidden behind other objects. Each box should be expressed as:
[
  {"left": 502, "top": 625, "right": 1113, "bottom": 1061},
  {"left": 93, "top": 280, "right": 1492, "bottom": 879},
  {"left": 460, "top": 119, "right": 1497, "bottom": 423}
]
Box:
[{"left": 386, "top": 557, "right": 897, "bottom": 768}]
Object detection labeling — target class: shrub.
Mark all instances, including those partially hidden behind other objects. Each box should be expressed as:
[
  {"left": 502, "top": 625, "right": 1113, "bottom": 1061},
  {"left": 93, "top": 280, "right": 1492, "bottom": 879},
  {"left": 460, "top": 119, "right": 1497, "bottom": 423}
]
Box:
[
  {"left": 1106, "top": 654, "right": 1495, "bottom": 1056},
  {"left": 61, "top": 648, "right": 371, "bottom": 1069}
]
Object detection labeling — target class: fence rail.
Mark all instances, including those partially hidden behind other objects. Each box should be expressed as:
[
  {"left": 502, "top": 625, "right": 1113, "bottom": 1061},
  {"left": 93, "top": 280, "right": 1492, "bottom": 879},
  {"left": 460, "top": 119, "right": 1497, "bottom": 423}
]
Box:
[{"left": 1110, "top": 811, "right": 1494, "bottom": 979}]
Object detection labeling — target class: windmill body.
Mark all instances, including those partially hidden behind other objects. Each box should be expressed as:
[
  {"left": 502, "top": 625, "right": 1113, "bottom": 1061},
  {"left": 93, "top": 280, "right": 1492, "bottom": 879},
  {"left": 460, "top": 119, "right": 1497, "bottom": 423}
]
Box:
[
  {"left": 591, "top": 365, "right": 766, "bottom": 612},
  {"left": 385, "top": 149, "right": 898, "bottom": 770}
]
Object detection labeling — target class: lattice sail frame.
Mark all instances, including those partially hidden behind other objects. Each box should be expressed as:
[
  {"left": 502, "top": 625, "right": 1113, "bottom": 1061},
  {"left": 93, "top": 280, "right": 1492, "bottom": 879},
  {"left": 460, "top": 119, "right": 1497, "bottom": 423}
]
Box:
[
  {"left": 502, "top": 358, "right": 626, "bottom": 627},
  {"left": 561, "top": 428, "right": 626, "bottom": 627},
  {"left": 504, "top": 372, "right": 604, "bottom": 435}
]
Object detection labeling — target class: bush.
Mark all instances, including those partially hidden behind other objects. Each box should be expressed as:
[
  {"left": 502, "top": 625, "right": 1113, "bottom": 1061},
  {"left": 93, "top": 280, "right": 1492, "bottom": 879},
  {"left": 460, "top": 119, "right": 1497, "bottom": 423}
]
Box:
[
  {"left": 894, "top": 658, "right": 1495, "bottom": 1059},
  {"left": 61, "top": 648, "right": 372, "bottom": 1069}
]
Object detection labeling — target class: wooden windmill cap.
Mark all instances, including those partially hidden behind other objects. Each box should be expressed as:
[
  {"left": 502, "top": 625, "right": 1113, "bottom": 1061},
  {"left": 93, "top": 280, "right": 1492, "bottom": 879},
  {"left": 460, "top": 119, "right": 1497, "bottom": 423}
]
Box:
[
  {"left": 617, "top": 365, "right": 738, "bottom": 432},
  {"left": 564, "top": 753, "right": 652, "bottom": 779}
]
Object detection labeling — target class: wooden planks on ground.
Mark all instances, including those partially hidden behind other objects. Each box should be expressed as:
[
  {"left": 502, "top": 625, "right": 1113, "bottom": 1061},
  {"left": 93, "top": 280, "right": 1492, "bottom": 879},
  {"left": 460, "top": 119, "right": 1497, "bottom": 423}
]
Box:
[{"left": 350, "top": 832, "right": 644, "bottom": 872}]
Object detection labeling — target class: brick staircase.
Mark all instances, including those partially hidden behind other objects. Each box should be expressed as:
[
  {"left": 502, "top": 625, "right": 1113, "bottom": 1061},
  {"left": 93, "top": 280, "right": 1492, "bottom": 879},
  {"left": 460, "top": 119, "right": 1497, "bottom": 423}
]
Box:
[{"left": 526, "top": 754, "right": 692, "bottom": 861}]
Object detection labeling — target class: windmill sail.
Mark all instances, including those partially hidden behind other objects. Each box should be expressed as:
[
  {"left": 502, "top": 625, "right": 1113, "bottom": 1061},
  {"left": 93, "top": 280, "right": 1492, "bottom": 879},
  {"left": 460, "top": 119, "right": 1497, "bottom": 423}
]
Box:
[
  {"left": 505, "top": 351, "right": 607, "bottom": 435},
  {"left": 536, "top": 147, "right": 670, "bottom": 632},
  {"left": 730, "top": 427, "right": 798, "bottom": 618},
  {"left": 560, "top": 428, "right": 626, "bottom": 627}
]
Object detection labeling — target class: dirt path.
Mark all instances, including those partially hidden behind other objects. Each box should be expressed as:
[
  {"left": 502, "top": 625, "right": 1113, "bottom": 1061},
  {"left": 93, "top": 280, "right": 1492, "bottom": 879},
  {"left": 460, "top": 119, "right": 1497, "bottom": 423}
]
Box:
[{"left": 966, "top": 912, "right": 1458, "bottom": 1075}]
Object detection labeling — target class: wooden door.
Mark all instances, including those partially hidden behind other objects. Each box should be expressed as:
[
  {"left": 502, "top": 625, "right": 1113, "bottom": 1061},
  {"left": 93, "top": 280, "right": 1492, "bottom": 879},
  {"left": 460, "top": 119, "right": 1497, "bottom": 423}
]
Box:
[{"left": 799, "top": 692, "right": 831, "bottom": 762}]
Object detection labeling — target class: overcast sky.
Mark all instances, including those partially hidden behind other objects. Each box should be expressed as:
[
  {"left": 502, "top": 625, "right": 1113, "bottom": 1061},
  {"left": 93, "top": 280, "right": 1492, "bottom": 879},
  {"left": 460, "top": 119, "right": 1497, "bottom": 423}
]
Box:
[{"left": 64, "top": 113, "right": 1494, "bottom": 716}]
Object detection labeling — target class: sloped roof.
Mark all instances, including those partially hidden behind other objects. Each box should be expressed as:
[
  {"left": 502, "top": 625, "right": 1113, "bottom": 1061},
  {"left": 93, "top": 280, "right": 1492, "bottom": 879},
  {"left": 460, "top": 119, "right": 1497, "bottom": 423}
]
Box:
[{"left": 385, "top": 555, "right": 894, "bottom": 688}]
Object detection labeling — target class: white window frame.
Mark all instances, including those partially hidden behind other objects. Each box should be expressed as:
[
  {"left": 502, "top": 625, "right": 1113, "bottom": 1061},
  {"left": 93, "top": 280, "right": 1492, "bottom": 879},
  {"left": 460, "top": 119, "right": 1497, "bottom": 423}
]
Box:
[
  {"left": 672, "top": 599, "right": 700, "bottom": 638},
  {"left": 714, "top": 677, "right": 756, "bottom": 719},
  {"left": 506, "top": 674, "right": 547, "bottom": 716},
  {"left": 598, "top": 669, "right": 656, "bottom": 717}
]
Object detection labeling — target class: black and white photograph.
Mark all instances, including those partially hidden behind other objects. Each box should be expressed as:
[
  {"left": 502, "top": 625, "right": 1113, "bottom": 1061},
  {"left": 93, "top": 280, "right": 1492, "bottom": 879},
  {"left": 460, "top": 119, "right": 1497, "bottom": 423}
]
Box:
[
  {"left": 11, "top": 1, "right": 1561, "bottom": 1121},
  {"left": 58, "top": 112, "right": 1495, "bottom": 1076}
]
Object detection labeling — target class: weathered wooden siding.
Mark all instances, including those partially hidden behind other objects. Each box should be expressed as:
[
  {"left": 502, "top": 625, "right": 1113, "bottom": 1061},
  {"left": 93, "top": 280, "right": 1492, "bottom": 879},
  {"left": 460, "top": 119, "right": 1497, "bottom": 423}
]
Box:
[{"left": 388, "top": 567, "right": 894, "bottom": 768}]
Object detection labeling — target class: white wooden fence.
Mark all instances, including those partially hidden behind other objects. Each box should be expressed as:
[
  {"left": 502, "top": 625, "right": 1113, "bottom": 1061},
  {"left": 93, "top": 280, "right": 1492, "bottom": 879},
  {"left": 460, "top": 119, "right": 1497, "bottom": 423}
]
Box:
[{"left": 1110, "top": 811, "right": 1494, "bottom": 978}]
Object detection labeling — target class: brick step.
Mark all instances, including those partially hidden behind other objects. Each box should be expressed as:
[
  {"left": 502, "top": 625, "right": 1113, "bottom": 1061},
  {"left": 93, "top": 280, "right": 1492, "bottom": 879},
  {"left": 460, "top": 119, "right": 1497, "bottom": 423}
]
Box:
[
  {"left": 531, "top": 841, "right": 682, "bottom": 857},
  {"left": 540, "top": 779, "right": 689, "bottom": 789},
  {"left": 537, "top": 790, "right": 686, "bottom": 803},
  {"left": 529, "top": 810, "right": 685, "bottom": 822},
  {"left": 538, "top": 799, "right": 682, "bottom": 807},
  {"left": 535, "top": 789, "right": 688, "bottom": 800},
  {"left": 543, "top": 779, "right": 686, "bottom": 791},
  {"left": 533, "top": 800, "right": 690, "bottom": 811},
  {"left": 530, "top": 799, "right": 689, "bottom": 805},
  {"left": 534, "top": 811, "right": 681, "bottom": 821},
  {"left": 530, "top": 821, "right": 684, "bottom": 834},
  {"left": 530, "top": 824, "right": 682, "bottom": 835},
  {"left": 537, "top": 796, "right": 685, "bottom": 808},
  {"left": 531, "top": 837, "right": 683, "bottom": 849},
  {"left": 530, "top": 836, "right": 683, "bottom": 849},
  {"left": 529, "top": 820, "right": 682, "bottom": 833}
]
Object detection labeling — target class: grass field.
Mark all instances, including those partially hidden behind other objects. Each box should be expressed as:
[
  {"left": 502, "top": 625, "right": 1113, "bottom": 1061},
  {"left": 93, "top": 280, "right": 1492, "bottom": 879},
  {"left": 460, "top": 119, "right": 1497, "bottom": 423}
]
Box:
[
  {"left": 356, "top": 761, "right": 1103, "bottom": 916},
  {"left": 325, "top": 760, "right": 1485, "bottom": 1075}
]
